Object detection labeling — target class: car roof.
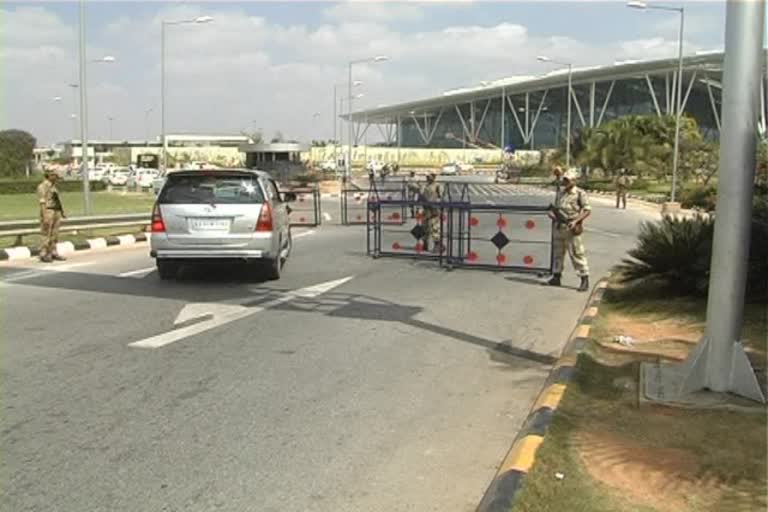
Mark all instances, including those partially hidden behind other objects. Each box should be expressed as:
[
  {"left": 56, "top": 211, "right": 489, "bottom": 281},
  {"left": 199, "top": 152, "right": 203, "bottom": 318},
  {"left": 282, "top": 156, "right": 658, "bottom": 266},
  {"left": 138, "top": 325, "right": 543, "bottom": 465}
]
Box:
[{"left": 166, "top": 168, "right": 270, "bottom": 179}]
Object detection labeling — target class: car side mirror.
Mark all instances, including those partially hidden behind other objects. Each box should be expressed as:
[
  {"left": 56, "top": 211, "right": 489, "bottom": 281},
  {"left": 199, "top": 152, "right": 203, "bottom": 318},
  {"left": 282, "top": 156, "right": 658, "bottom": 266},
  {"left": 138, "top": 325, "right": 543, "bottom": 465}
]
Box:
[{"left": 283, "top": 192, "right": 297, "bottom": 202}]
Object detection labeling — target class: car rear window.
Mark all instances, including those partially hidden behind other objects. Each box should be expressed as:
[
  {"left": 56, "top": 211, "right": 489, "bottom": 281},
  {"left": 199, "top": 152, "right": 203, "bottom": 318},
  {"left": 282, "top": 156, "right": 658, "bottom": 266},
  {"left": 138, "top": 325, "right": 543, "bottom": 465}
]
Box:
[{"left": 158, "top": 175, "right": 265, "bottom": 204}]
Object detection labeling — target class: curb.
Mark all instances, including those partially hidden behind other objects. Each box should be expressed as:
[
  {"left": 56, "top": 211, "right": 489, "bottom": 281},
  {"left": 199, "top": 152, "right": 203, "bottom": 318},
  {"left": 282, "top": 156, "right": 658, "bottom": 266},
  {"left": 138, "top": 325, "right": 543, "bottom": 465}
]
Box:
[
  {"left": 0, "top": 232, "right": 148, "bottom": 262},
  {"left": 476, "top": 277, "right": 610, "bottom": 512}
]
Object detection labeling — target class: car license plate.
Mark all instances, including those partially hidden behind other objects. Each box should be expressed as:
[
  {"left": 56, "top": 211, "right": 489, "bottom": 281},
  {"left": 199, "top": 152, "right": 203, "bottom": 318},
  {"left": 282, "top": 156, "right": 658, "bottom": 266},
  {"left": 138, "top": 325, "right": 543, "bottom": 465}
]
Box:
[{"left": 189, "top": 218, "right": 230, "bottom": 231}]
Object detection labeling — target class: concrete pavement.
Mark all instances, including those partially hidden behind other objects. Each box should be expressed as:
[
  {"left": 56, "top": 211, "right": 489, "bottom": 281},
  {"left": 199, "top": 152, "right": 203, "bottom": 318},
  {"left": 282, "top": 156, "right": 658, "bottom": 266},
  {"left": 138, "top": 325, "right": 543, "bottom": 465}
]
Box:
[{"left": 1, "top": 188, "right": 654, "bottom": 511}]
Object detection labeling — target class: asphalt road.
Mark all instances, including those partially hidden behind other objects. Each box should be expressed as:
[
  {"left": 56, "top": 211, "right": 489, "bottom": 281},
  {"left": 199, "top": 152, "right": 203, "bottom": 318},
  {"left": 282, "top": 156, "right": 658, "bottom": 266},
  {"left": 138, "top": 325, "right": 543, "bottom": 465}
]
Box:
[{"left": 1, "top": 186, "right": 656, "bottom": 511}]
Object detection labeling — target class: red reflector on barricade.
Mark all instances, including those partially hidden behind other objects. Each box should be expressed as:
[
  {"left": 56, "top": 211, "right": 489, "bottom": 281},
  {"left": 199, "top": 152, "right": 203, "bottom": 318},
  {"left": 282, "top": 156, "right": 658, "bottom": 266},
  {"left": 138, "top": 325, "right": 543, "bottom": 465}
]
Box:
[
  {"left": 496, "top": 254, "right": 507, "bottom": 264},
  {"left": 470, "top": 217, "right": 479, "bottom": 226},
  {"left": 392, "top": 242, "right": 401, "bottom": 250},
  {"left": 497, "top": 216, "right": 508, "bottom": 229},
  {"left": 466, "top": 251, "right": 478, "bottom": 261},
  {"left": 523, "top": 255, "right": 534, "bottom": 266},
  {"left": 525, "top": 219, "right": 536, "bottom": 230}
]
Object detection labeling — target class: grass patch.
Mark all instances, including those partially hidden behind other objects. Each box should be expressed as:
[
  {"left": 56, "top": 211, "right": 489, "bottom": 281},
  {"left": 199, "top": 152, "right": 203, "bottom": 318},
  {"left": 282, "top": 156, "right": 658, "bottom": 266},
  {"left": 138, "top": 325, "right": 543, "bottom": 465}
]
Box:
[
  {"left": 0, "top": 226, "right": 147, "bottom": 250},
  {"left": 0, "top": 191, "right": 156, "bottom": 220},
  {"left": 512, "top": 281, "right": 767, "bottom": 512}
]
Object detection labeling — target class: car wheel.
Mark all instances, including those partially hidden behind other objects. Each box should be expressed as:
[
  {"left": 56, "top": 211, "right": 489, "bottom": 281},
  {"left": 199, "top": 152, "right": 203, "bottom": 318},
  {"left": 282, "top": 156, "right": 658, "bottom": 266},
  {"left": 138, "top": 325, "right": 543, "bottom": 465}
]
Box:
[{"left": 157, "top": 259, "right": 179, "bottom": 280}]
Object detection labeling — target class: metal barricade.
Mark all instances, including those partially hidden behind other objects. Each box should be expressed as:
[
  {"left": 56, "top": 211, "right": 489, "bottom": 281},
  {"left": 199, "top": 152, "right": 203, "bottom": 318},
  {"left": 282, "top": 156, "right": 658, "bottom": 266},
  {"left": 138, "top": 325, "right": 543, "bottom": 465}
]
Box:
[
  {"left": 367, "top": 183, "right": 470, "bottom": 262},
  {"left": 283, "top": 186, "right": 322, "bottom": 227},
  {"left": 342, "top": 182, "right": 406, "bottom": 226},
  {"left": 447, "top": 204, "right": 553, "bottom": 273},
  {"left": 367, "top": 183, "right": 554, "bottom": 275}
]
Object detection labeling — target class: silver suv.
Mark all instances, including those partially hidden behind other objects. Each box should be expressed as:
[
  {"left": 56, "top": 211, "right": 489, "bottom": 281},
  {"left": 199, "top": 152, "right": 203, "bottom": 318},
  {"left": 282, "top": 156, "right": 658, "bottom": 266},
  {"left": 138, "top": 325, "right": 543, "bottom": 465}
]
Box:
[{"left": 150, "top": 169, "right": 295, "bottom": 280}]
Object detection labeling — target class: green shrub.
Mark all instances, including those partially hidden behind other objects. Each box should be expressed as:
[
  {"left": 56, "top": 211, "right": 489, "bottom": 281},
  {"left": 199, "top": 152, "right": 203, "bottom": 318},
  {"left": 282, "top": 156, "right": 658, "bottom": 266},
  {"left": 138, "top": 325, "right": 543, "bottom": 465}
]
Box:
[
  {"left": 679, "top": 185, "right": 717, "bottom": 211},
  {"left": 0, "top": 179, "right": 106, "bottom": 194},
  {"left": 617, "top": 215, "right": 714, "bottom": 295},
  {"left": 617, "top": 213, "right": 768, "bottom": 300}
]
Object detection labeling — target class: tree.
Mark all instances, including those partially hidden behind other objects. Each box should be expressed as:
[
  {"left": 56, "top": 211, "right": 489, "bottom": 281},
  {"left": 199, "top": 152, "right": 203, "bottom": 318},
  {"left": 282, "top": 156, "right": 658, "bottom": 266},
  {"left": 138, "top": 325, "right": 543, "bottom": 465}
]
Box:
[
  {"left": 271, "top": 131, "right": 285, "bottom": 143},
  {"left": 0, "top": 129, "right": 36, "bottom": 177},
  {"left": 241, "top": 130, "right": 263, "bottom": 144}
]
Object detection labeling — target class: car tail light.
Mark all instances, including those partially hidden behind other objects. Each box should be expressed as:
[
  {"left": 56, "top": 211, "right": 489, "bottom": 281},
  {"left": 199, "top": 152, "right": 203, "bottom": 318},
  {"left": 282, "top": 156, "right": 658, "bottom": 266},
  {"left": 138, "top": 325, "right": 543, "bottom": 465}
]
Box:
[
  {"left": 255, "top": 202, "right": 273, "bottom": 232},
  {"left": 151, "top": 203, "right": 165, "bottom": 233}
]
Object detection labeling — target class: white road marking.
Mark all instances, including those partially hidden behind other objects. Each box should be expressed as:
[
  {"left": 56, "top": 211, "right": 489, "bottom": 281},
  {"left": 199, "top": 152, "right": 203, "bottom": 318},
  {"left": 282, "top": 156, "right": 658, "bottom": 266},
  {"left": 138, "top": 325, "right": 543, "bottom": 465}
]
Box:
[
  {"left": 322, "top": 212, "right": 332, "bottom": 222},
  {"left": 293, "top": 230, "right": 316, "bottom": 239},
  {"left": 118, "top": 266, "right": 156, "bottom": 278},
  {"left": 2, "top": 261, "right": 97, "bottom": 283},
  {"left": 128, "top": 275, "right": 354, "bottom": 349}
]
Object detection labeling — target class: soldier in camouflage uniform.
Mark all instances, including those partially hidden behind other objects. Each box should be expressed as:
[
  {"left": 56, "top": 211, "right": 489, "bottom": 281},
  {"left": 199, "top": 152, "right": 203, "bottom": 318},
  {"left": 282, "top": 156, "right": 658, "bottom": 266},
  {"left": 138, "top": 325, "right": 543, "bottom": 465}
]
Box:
[
  {"left": 615, "top": 170, "right": 628, "bottom": 209},
  {"left": 548, "top": 169, "right": 590, "bottom": 291},
  {"left": 37, "top": 171, "right": 66, "bottom": 263},
  {"left": 420, "top": 173, "right": 442, "bottom": 252}
]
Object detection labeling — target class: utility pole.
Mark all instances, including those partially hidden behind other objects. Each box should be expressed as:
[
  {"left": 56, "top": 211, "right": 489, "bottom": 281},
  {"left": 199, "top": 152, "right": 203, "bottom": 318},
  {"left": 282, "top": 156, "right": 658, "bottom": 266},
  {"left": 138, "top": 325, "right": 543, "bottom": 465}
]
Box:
[
  {"left": 678, "top": 0, "right": 766, "bottom": 402},
  {"left": 78, "top": 0, "right": 91, "bottom": 215}
]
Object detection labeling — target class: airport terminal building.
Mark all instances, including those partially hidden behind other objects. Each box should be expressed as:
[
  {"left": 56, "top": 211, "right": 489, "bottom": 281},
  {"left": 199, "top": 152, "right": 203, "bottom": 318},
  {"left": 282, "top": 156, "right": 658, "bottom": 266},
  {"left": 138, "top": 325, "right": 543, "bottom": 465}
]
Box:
[{"left": 348, "top": 51, "right": 768, "bottom": 151}]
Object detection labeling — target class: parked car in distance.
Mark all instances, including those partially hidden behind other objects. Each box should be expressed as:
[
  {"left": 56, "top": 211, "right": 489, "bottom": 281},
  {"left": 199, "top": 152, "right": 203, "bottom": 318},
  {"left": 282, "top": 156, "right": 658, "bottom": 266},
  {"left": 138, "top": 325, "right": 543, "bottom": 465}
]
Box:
[
  {"left": 319, "top": 160, "right": 337, "bottom": 172},
  {"left": 440, "top": 161, "right": 474, "bottom": 175},
  {"left": 88, "top": 167, "right": 108, "bottom": 181},
  {"left": 108, "top": 168, "right": 131, "bottom": 186},
  {"left": 150, "top": 169, "right": 295, "bottom": 280},
  {"left": 128, "top": 168, "right": 160, "bottom": 189}
]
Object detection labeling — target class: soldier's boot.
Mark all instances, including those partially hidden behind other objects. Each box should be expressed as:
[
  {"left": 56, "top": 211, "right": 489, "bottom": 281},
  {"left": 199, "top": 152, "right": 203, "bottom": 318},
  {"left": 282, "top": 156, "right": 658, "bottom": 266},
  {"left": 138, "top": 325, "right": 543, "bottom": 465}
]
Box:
[
  {"left": 578, "top": 276, "right": 590, "bottom": 292},
  {"left": 40, "top": 255, "right": 53, "bottom": 263},
  {"left": 547, "top": 273, "right": 562, "bottom": 286},
  {"left": 53, "top": 254, "right": 67, "bottom": 261}
]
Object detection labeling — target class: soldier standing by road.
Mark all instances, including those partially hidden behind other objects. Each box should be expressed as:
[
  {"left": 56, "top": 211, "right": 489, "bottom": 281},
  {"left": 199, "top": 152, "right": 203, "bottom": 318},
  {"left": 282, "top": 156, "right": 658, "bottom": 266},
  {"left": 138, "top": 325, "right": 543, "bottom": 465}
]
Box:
[
  {"left": 547, "top": 169, "right": 591, "bottom": 292},
  {"left": 37, "top": 170, "right": 66, "bottom": 263},
  {"left": 420, "top": 173, "right": 443, "bottom": 252},
  {"left": 615, "top": 170, "right": 628, "bottom": 209},
  {"left": 405, "top": 170, "right": 419, "bottom": 218}
]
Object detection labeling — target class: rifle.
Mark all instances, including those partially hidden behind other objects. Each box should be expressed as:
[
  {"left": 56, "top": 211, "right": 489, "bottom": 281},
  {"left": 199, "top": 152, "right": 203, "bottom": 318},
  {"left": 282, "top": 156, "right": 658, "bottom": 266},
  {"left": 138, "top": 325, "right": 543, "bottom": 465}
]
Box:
[{"left": 548, "top": 204, "right": 583, "bottom": 235}]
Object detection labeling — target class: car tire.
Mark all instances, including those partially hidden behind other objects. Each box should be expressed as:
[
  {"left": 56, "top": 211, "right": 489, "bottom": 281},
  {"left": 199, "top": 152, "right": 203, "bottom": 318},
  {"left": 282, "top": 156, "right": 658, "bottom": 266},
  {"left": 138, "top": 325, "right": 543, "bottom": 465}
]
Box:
[{"left": 157, "top": 259, "right": 179, "bottom": 280}]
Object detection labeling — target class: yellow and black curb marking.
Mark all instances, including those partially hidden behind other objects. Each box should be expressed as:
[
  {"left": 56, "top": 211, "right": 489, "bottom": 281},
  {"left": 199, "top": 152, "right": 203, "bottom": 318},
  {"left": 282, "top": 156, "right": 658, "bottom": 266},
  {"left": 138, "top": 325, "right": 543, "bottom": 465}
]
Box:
[{"left": 476, "top": 278, "right": 609, "bottom": 512}]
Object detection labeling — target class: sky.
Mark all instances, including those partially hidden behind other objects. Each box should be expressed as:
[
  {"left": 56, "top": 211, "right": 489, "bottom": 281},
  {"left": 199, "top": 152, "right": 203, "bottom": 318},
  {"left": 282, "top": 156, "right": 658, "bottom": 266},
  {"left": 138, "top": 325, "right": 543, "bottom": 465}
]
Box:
[{"left": 0, "top": 0, "right": 742, "bottom": 145}]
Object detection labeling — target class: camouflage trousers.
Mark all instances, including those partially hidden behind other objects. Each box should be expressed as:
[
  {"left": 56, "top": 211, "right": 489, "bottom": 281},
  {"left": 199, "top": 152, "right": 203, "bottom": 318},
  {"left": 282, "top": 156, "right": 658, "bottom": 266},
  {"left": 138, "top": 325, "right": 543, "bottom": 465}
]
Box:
[
  {"left": 616, "top": 187, "right": 627, "bottom": 209},
  {"left": 552, "top": 225, "right": 589, "bottom": 276},
  {"left": 423, "top": 207, "right": 441, "bottom": 248},
  {"left": 39, "top": 209, "right": 62, "bottom": 258}
]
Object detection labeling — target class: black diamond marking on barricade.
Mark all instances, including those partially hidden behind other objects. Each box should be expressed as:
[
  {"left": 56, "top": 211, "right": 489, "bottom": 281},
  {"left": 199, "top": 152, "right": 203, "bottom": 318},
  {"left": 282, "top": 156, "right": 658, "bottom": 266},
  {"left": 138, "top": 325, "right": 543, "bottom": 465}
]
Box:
[
  {"left": 491, "top": 231, "right": 510, "bottom": 250},
  {"left": 410, "top": 224, "right": 426, "bottom": 241}
]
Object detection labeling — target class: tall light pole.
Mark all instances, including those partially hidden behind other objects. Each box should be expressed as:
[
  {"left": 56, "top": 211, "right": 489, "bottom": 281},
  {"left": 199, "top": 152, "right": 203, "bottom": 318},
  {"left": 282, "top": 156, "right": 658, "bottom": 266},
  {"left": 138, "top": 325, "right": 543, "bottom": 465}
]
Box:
[
  {"left": 537, "top": 56, "right": 573, "bottom": 170},
  {"left": 107, "top": 116, "right": 115, "bottom": 139},
  {"left": 161, "top": 16, "right": 213, "bottom": 171},
  {"left": 144, "top": 108, "right": 153, "bottom": 141},
  {"left": 347, "top": 55, "right": 388, "bottom": 180},
  {"left": 676, "top": 0, "right": 766, "bottom": 402},
  {"left": 77, "top": 0, "right": 91, "bottom": 214},
  {"left": 334, "top": 80, "right": 361, "bottom": 174},
  {"left": 628, "top": 1, "right": 685, "bottom": 203}
]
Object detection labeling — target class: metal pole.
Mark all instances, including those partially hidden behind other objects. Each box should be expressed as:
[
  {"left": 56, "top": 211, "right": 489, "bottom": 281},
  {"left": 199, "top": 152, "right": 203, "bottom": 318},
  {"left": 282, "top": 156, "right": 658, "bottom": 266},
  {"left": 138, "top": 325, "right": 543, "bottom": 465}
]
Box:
[
  {"left": 500, "top": 86, "right": 505, "bottom": 162},
  {"left": 566, "top": 64, "right": 572, "bottom": 170},
  {"left": 333, "top": 85, "right": 337, "bottom": 177},
  {"left": 670, "top": 8, "right": 685, "bottom": 203},
  {"left": 161, "top": 22, "right": 167, "bottom": 171},
  {"left": 347, "top": 62, "right": 352, "bottom": 181},
  {"left": 108, "top": 117, "right": 113, "bottom": 139},
  {"left": 78, "top": 0, "right": 91, "bottom": 215},
  {"left": 680, "top": 0, "right": 765, "bottom": 402}
]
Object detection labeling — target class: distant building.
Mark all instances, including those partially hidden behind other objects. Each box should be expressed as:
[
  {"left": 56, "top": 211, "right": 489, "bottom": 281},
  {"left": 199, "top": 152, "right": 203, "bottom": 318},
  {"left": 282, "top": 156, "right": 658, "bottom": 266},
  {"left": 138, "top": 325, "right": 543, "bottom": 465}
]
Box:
[
  {"left": 347, "top": 51, "right": 768, "bottom": 150},
  {"left": 58, "top": 134, "right": 250, "bottom": 167}
]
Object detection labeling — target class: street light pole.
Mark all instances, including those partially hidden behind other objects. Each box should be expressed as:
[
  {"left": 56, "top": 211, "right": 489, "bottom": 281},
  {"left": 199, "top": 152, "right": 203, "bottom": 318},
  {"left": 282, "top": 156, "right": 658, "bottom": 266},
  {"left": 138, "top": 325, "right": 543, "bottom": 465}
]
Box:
[
  {"left": 346, "top": 56, "right": 388, "bottom": 180},
  {"left": 627, "top": 1, "right": 685, "bottom": 203},
  {"left": 78, "top": 0, "right": 91, "bottom": 214},
  {"left": 108, "top": 116, "right": 114, "bottom": 139},
  {"left": 161, "top": 16, "right": 213, "bottom": 171},
  {"left": 144, "top": 108, "right": 153, "bottom": 141},
  {"left": 678, "top": 0, "right": 766, "bottom": 402}
]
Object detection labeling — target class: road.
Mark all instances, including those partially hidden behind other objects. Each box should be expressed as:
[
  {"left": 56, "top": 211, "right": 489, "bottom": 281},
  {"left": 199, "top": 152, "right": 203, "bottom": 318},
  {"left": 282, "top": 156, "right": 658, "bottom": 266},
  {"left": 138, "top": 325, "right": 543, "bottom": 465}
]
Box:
[{"left": 1, "top": 185, "right": 655, "bottom": 511}]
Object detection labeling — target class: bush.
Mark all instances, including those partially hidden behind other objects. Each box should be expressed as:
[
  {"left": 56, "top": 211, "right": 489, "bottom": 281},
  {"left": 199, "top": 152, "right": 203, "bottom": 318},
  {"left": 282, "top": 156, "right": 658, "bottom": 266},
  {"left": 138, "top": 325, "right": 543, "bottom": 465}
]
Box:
[
  {"left": 0, "top": 129, "right": 36, "bottom": 177},
  {"left": 679, "top": 185, "right": 717, "bottom": 211},
  {"left": 0, "top": 179, "right": 106, "bottom": 194},
  {"left": 617, "top": 213, "right": 768, "bottom": 300},
  {"left": 617, "top": 215, "right": 714, "bottom": 295}
]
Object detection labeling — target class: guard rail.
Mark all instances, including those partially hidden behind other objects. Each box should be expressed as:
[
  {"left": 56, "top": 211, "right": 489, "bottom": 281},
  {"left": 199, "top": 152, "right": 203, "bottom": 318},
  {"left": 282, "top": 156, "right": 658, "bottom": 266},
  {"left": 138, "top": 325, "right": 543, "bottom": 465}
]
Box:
[{"left": 0, "top": 213, "right": 150, "bottom": 246}]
